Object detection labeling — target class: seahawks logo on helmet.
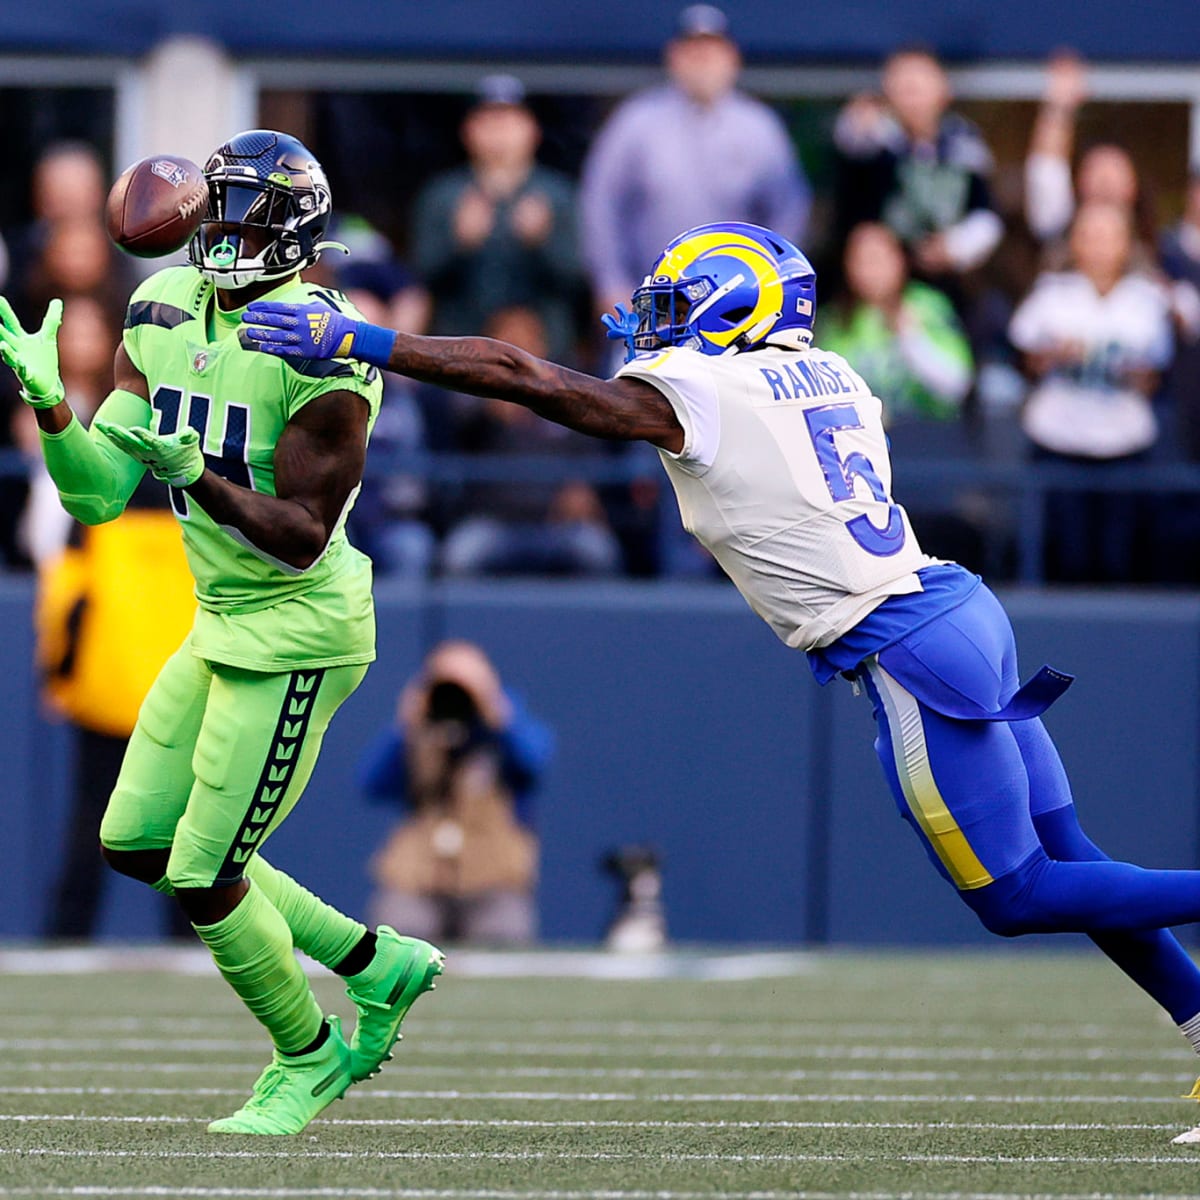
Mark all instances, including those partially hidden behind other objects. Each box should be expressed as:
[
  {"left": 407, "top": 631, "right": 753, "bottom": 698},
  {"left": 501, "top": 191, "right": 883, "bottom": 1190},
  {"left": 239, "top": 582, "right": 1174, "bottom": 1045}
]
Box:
[
  {"left": 621, "top": 222, "right": 817, "bottom": 362},
  {"left": 188, "top": 130, "right": 338, "bottom": 291}
]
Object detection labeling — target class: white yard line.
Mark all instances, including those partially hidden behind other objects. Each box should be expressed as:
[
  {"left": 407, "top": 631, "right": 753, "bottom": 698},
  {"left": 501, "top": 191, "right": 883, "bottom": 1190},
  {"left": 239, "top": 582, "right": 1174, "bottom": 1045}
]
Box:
[
  {"left": 6, "top": 1061, "right": 1195, "bottom": 1086},
  {"left": 4, "top": 1148, "right": 1200, "bottom": 1165},
  {"left": 4, "top": 1188, "right": 1194, "bottom": 1200},
  {"left": 4, "top": 1036, "right": 1192, "bottom": 1063},
  {"left": 0, "top": 1014, "right": 1169, "bottom": 1043},
  {"left": 0, "top": 1084, "right": 1194, "bottom": 1104},
  {"left": 0, "top": 1113, "right": 1181, "bottom": 1131},
  {"left": 2, "top": 1190, "right": 1199, "bottom": 1200}
]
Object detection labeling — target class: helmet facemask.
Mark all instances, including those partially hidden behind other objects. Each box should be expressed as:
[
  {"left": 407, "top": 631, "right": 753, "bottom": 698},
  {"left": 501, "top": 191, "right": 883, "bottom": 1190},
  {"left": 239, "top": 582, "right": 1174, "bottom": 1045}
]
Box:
[
  {"left": 630, "top": 268, "right": 765, "bottom": 358},
  {"left": 617, "top": 223, "right": 817, "bottom": 361},
  {"left": 188, "top": 131, "right": 337, "bottom": 290}
]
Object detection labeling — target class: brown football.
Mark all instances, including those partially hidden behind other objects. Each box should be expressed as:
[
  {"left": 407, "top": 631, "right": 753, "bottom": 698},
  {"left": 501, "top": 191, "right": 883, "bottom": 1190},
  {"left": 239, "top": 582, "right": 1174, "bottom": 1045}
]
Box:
[{"left": 105, "top": 155, "right": 209, "bottom": 258}]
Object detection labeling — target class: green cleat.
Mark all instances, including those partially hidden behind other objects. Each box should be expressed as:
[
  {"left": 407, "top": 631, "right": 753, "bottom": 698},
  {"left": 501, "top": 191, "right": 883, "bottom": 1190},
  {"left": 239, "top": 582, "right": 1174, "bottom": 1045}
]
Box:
[
  {"left": 346, "top": 927, "right": 444, "bottom": 1082},
  {"left": 208, "top": 1015, "right": 352, "bottom": 1135}
]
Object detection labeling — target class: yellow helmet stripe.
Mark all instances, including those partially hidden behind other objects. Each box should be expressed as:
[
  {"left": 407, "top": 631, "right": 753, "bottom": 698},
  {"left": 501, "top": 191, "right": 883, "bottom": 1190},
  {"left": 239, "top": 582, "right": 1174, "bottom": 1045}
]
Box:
[{"left": 656, "top": 232, "right": 783, "bottom": 349}]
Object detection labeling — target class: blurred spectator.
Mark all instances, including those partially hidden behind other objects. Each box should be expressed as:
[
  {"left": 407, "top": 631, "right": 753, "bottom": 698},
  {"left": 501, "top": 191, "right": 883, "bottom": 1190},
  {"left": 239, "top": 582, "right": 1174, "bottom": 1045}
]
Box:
[
  {"left": 833, "top": 46, "right": 1002, "bottom": 285},
  {"left": 338, "top": 277, "right": 436, "bottom": 578},
  {"left": 818, "top": 222, "right": 973, "bottom": 423},
  {"left": 1161, "top": 172, "right": 1200, "bottom": 293},
  {"left": 440, "top": 306, "right": 623, "bottom": 577},
  {"left": 1009, "top": 201, "right": 1174, "bottom": 580},
  {"left": 306, "top": 212, "right": 433, "bottom": 337},
  {"left": 1162, "top": 173, "right": 1200, "bottom": 462},
  {"left": 21, "top": 216, "right": 133, "bottom": 329},
  {"left": 579, "top": 4, "right": 811, "bottom": 319},
  {"left": 11, "top": 291, "right": 193, "bottom": 938},
  {"left": 357, "top": 640, "right": 554, "bottom": 945},
  {"left": 36, "top": 482, "right": 194, "bottom": 940},
  {"left": 1024, "top": 53, "right": 1159, "bottom": 261},
  {"left": 413, "top": 74, "right": 582, "bottom": 360},
  {"left": 1159, "top": 172, "right": 1200, "bottom": 343},
  {"left": 6, "top": 142, "right": 107, "bottom": 292}
]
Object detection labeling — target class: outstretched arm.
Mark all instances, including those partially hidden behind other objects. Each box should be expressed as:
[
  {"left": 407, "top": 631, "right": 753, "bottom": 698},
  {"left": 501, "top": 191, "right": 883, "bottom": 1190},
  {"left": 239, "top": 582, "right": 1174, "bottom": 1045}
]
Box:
[
  {"left": 241, "top": 301, "right": 684, "bottom": 453},
  {"left": 382, "top": 332, "right": 682, "bottom": 450},
  {"left": 0, "top": 297, "right": 152, "bottom": 525}
]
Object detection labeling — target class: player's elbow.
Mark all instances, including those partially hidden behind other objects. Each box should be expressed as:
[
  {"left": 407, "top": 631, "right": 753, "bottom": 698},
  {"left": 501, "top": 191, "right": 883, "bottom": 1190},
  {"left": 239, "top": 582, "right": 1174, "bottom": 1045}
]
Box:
[
  {"left": 282, "top": 525, "right": 332, "bottom": 572},
  {"left": 60, "top": 494, "right": 124, "bottom": 526}
]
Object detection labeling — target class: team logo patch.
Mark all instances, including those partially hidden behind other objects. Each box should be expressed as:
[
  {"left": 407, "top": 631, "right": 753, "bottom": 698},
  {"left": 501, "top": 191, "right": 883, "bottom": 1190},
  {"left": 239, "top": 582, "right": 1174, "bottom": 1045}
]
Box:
[{"left": 149, "top": 158, "right": 188, "bottom": 189}]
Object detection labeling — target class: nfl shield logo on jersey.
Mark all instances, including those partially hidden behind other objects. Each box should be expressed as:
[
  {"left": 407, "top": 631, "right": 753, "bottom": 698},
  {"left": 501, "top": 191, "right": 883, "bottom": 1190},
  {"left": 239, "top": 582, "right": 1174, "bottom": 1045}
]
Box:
[{"left": 192, "top": 351, "right": 209, "bottom": 373}]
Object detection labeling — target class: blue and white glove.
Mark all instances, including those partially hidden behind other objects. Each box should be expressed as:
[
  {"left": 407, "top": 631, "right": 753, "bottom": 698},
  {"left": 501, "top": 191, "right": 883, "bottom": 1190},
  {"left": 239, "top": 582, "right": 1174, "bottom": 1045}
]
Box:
[
  {"left": 94, "top": 420, "right": 205, "bottom": 487},
  {"left": 600, "top": 303, "right": 640, "bottom": 364},
  {"left": 240, "top": 301, "right": 397, "bottom": 368}
]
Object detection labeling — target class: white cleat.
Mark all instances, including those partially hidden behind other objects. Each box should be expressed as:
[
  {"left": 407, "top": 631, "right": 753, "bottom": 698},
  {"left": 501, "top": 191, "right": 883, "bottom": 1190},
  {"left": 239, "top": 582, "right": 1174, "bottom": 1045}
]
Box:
[{"left": 1173, "top": 1126, "right": 1200, "bottom": 1145}]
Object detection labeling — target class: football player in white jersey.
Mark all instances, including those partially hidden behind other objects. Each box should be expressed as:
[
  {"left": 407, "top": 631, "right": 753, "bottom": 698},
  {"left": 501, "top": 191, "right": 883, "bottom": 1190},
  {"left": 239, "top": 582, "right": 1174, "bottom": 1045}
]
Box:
[{"left": 243, "top": 221, "right": 1200, "bottom": 1143}]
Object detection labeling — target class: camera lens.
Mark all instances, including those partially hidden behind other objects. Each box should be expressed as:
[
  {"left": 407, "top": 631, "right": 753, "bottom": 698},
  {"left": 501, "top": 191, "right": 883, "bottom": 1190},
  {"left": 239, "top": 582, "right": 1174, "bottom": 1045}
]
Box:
[{"left": 427, "top": 681, "right": 478, "bottom": 725}]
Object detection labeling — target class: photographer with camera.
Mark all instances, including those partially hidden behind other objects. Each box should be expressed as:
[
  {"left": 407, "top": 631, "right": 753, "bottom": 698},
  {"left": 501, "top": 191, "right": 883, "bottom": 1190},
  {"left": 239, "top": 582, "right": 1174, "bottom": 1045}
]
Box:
[{"left": 357, "top": 640, "right": 554, "bottom": 945}]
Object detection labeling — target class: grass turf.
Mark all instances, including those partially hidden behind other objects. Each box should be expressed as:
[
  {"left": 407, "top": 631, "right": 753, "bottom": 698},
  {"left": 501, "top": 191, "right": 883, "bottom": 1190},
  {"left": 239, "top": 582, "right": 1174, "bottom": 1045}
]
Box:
[{"left": 3, "top": 947, "right": 1200, "bottom": 1198}]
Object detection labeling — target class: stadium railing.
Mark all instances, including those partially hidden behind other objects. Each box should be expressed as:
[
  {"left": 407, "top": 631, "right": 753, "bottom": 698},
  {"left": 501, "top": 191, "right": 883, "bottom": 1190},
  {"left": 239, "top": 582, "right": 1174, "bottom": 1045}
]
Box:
[{"left": 4, "top": 445, "right": 1200, "bottom": 585}]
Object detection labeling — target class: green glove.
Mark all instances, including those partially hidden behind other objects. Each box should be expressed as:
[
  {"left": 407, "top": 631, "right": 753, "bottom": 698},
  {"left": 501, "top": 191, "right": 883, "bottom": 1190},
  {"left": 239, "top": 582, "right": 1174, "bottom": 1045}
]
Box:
[
  {"left": 95, "top": 419, "right": 206, "bottom": 487},
  {"left": 0, "top": 296, "right": 64, "bottom": 408}
]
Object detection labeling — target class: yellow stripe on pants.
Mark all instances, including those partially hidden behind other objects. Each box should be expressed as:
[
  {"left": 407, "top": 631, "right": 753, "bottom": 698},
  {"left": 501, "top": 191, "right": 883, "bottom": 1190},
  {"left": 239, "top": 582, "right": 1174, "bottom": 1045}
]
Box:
[{"left": 870, "top": 662, "right": 993, "bottom": 891}]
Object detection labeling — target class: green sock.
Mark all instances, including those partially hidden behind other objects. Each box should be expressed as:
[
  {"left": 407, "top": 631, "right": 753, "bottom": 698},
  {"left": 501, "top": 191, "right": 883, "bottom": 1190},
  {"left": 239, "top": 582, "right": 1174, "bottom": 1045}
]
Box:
[
  {"left": 192, "top": 879, "right": 324, "bottom": 1054},
  {"left": 245, "top": 857, "right": 365, "bottom": 970},
  {"left": 151, "top": 875, "right": 176, "bottom": 897}
]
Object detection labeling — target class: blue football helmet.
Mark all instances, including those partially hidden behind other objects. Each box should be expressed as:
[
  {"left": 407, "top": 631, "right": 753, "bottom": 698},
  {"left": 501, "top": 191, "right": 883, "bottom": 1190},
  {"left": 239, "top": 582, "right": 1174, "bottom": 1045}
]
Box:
[
  {"left": 188, "top": 130, "right": 338, "bottom": 290},
  {"left": 614, "top": 222, "right": 817, "bottom": 361}
]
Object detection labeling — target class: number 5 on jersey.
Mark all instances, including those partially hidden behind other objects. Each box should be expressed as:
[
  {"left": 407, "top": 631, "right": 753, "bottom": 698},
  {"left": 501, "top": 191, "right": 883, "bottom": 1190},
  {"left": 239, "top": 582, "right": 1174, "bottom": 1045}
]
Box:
[{"left": 804, "top": 402, "right": 905, "bottom": 557}]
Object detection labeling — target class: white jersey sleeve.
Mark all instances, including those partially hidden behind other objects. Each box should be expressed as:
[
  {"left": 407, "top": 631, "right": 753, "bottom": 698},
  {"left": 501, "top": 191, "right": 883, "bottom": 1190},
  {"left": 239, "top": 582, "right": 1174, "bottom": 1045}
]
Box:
[
  {"left": 615, "top": 348, "right": 721, "bottom": 472},
  {"left": 620, "top": 344, "right": 936, "bottom": 651}
]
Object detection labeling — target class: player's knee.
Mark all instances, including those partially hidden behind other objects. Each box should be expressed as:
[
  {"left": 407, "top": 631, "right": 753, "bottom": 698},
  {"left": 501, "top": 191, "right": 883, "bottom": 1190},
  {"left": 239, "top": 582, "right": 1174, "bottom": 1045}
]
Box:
[
  {"left": 963, "top": 870, "right": 1042, "bottom": 939},
  {"left": 100, "top": 844, "right": 170, "bottom": 885},
  {"left": 971, "top": 899, "right": 1031, "bottom": 938},
  {"left": 174, "top": 879, "right": 248, "bottom": 926}
]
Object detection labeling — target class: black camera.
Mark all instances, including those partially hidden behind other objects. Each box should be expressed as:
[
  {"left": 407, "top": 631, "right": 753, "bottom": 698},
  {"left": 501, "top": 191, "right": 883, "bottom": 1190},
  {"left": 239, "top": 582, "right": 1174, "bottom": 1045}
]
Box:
[
  {"left": 425, "top": 680, "right": 487, "bottom": 762},
  {"left": 426, "top": 681, "right": 479, "bottom": 725}
]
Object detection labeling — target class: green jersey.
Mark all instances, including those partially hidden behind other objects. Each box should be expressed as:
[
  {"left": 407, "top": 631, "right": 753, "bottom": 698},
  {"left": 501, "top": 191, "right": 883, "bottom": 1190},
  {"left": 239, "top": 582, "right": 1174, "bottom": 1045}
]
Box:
[
  {"left": 817, "top": 283, "right": 972, "bottom": 423},
  {"left": 121, "top": 267, "right": 383, "bottom": 671}
]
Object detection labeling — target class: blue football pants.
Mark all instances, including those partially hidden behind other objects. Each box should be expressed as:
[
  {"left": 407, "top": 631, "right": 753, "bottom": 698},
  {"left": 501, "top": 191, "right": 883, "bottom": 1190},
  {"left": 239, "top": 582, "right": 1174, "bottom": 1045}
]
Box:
[{"left": 860, "top": 585, "right": 1200, "bottom": 1024}]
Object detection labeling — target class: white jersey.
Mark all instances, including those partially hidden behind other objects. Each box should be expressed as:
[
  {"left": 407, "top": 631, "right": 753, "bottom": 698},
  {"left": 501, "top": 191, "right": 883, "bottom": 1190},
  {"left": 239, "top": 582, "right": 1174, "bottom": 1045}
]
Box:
[{"left": 617, "top": 343, "right": 936, "bottom": 651}]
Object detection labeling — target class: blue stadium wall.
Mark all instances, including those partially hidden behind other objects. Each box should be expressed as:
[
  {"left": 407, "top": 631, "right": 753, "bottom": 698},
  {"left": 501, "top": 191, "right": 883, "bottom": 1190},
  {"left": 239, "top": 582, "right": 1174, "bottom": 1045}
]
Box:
[
  {"left": 7, "top": 0, "right": 1200, "bottom": 62},
  {"left": 2, "top": 576, "right": 1198, "bottom": 946}
]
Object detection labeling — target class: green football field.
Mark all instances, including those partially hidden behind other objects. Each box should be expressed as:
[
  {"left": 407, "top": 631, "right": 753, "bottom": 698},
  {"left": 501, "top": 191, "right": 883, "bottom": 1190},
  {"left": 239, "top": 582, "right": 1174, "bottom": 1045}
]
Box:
[{"left": 4, "top": 945, "right": 1200, "bottom": 1199}]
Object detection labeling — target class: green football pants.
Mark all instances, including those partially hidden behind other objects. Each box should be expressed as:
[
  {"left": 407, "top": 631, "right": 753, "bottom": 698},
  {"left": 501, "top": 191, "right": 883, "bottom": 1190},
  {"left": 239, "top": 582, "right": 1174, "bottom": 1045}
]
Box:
[{"left": 100, "top": 635, "right": 367, "bottom": 889}]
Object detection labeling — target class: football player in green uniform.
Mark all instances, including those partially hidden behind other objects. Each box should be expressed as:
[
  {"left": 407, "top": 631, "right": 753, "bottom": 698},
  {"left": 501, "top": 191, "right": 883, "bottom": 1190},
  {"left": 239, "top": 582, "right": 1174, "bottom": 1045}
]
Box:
[{"left": 0, "top": 130, "right": 442, "bottom": 1136}]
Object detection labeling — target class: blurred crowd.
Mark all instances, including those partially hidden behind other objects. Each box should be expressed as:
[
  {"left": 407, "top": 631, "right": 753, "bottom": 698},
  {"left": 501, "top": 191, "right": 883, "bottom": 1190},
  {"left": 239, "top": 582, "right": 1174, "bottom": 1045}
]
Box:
[{"left": 3, "top": 5, "right": 1200, "bottom": 584}]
